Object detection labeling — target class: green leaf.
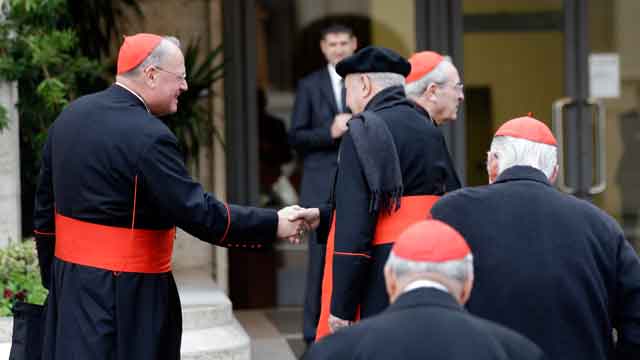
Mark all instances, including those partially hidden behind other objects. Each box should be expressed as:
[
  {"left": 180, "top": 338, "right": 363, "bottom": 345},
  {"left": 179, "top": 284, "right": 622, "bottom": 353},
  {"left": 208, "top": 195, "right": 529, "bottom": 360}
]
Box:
[{"left": 36, "top": 77, "right": 68, "bottom": 111}]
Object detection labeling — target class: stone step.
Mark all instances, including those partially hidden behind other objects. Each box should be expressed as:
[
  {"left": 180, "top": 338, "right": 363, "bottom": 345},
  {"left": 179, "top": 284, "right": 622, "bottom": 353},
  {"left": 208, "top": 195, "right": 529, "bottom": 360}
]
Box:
[
  {"left": 182, "top": 304, "right": 233, "bottom": 331},
  {"left": 177, "top": 267, "right": 251, "bottom": 359},
  {"left": 176, "top": 269, "right": 234, "bottom": 331},
  {"left": 181, "top": 319, "right": 250, "bottom": 360}
]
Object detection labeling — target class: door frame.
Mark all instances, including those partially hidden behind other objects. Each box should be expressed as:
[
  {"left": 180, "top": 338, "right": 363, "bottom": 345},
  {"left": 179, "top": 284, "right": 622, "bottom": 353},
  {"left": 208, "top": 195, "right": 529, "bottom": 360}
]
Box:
[{"left": 415, "top": 0, "right": 591, "bottom": 197}]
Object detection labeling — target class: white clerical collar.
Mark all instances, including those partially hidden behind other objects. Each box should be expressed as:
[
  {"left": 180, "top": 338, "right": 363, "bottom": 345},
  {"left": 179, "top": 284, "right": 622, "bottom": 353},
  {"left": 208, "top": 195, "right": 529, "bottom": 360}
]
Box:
[
  {"left": 115, "top": 82, "right": 150, "bottom": 113},
  {"left": 403, "top": 279, "right": 449, "bottom": 294},
  {"left": 327, "top": 63, "right": 341, "bottom": 81}
]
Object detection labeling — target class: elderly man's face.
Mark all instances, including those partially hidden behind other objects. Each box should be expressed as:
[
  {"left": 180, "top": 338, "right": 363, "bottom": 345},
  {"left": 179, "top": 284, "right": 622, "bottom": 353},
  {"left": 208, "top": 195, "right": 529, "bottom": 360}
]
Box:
[
  {"left": 433, "top": 62, "right": 464, "bottom": 124},
  {"left": 320, "top": 32, "right": 357, "bottom": 66},
  {"left": 148, "top": 45, "right": 188, "bottom": 116},
  {"left": 345, "top": 74, "right": 367, "bottom": 114}
]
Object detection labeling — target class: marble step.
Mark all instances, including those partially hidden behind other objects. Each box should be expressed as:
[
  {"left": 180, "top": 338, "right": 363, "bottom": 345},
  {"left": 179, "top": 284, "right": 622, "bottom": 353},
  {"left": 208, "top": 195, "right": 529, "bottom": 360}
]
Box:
[
  {"left": 181, "top": 319, "right": 250, "bottom": 360},
  {"left": 177, "top": 269, "right": 234, "bottom": 331},
  {"left": 176, "top": 268, "right": 251, "bottom": 359}
]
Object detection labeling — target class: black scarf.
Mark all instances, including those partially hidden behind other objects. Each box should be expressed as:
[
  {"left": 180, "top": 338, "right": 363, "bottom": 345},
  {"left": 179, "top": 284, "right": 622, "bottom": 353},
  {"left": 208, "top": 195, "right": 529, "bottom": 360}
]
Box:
[{"left": 348, "top": 110, "right": 403, "bottom": 214}]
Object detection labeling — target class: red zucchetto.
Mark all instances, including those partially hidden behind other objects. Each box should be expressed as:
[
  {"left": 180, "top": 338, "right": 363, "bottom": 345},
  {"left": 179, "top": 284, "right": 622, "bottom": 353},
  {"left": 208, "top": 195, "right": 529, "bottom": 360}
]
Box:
[
  {"left": 392, "top": 220, "right": 470, "bottom": 262},
  {"left": 406, "top": 51, "right": 444, "bottom": 84},
  {"left": 117, "top": 33, "right": 163, "bottom": 75},
  {"left": 495, "top": 115, "right": 557, "bottom": 146}
]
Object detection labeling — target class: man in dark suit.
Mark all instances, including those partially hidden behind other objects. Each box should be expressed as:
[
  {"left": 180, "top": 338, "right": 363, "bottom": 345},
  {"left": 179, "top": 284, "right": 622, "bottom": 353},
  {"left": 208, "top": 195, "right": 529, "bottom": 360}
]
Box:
[
  {"left": 305, "top": 219, "right": 546, "bottom": 360},
  {"left": 431, "top": 116, "right": 640, "bottom": 360},
  {"left": 289, "top": 23, "right": 357, "bottom": 344}
]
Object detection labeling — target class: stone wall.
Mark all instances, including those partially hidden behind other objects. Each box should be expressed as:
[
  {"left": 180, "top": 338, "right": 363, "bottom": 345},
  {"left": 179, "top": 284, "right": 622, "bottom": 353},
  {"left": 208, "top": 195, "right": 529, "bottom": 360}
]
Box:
[{"left": 0, "top": 82, "right": 20, "bottom": 246}]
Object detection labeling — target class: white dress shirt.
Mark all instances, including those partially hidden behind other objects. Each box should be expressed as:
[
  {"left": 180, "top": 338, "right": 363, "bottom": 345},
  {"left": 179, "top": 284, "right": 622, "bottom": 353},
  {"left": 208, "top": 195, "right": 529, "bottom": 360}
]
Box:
[{"left": 327, "top": 64, "right": 344, "bottom": 112}]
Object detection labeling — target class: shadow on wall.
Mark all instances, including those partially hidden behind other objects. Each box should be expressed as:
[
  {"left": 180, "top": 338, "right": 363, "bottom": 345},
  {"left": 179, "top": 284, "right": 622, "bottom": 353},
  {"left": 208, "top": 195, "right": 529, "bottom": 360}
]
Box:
[{"left": 617, "top": 109, "right": 640, "bottom": 250}]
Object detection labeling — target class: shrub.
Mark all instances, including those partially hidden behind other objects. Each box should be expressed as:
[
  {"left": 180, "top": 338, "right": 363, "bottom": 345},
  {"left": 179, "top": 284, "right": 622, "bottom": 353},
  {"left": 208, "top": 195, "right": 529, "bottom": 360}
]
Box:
[{"left": 0, "top": 240, "right": 47, "bottom": 316}]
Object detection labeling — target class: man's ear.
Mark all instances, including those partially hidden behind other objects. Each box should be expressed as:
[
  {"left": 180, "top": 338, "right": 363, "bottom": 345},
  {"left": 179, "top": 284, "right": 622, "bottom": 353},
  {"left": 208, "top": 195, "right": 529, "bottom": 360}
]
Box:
[
  {"left": 425, "top": 82, "right": 438, "bottom": 102},
  {"left": 459, "top": 274, "right": 474, "bottom": 305},
  {"left": 384, "top": 266, "right": 398, "bottom": 303},
  {"left": 142, "top": 66, "right": 157, "bottom": 88},
  {"left": 549, "top": 164, "right": 559, "bottom": 184},
  {"left": 361, "top": 74, "right": 372, "bottom": 97},
  {"left": 487, "top": 152, "right": 499, "bottom": 184},
  {"left": 349, "top": 36, "right": 358, "bottom": 52}
]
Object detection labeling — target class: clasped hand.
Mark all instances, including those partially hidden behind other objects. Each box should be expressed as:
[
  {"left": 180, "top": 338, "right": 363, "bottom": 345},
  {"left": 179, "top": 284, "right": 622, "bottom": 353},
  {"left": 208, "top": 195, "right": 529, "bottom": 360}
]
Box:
[{"left": 276, "top": 205, "right": 320, "bottom": 244}]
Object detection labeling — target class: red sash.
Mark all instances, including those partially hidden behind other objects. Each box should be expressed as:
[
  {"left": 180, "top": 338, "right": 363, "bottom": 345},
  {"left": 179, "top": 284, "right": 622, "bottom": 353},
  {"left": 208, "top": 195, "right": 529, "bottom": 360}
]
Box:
[
  {"left": 54, "top": 175, "right": 175, "bottom": 273},
  {"left": 55, "top": 213, "right": 175, "bottom": 273},
  {"left": 315, "top": 195, "right": 440, "bottom": 339}
]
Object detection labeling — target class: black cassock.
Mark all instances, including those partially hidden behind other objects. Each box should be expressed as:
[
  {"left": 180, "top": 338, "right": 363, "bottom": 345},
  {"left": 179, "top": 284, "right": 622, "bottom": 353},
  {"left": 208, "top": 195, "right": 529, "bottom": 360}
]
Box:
[{"left": 33, "top": 85, "right": 277, "bottom": 360}]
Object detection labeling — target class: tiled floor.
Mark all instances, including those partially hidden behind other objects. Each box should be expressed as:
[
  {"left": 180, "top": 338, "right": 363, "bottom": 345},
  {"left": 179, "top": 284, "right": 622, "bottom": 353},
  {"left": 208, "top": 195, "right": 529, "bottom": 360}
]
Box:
[{"left": 235, "top": 307, "right": 307, "bottom": 360}]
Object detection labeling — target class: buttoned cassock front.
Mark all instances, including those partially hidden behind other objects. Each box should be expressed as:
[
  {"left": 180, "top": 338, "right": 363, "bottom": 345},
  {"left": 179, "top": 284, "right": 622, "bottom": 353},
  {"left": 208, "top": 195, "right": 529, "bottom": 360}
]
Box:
[
  {"left": 33, "top": 85, "right": 278, "bottom": 360},
  {"left": 431, "top": 166, "right": 640, "bottom": 360},
  {"left": 306, "top": 287, "right": 546, "bottom": 360}
]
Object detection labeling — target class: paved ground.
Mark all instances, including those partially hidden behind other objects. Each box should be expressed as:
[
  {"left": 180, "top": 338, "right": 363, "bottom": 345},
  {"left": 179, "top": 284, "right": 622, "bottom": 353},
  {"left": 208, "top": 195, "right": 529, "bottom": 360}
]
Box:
[{"left": 236, "top": 307, "right": 306, "bottom": 360}]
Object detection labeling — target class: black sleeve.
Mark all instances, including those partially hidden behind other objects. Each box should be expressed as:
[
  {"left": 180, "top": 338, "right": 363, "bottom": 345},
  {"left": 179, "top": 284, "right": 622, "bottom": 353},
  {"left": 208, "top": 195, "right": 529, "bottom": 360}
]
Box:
[
  {"left": 331, "top": 133, "right": 377, "bottom": 319},
  {"left": 314, "top": 204, "right": 333, "bottom": 245},
  {"left": 288, "top": 79, "right": 336, "bottom": 153},
  {"left": 33, "top": 131, "right": 56, "bottom": 289},
  {"left": 614, "top": 230, "right": 640, "bottom": 358},
  {"left": 138, "top": 134, "right": 278, "bottom": 249}
]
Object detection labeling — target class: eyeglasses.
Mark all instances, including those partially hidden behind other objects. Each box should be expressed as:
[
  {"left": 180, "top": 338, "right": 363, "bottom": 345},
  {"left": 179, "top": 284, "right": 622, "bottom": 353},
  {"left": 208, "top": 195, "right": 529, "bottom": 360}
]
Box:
[
  {"left": 438, "top": 81, "right": 464, "bottom": 92},
  {"left": 154, "top": 66, "right": 187, "bottom": 81}
]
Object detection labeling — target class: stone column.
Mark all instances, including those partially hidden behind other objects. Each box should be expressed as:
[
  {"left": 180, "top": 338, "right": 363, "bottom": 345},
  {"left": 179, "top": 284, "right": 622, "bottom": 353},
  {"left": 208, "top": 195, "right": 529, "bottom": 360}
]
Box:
[{"left": 0, "top": 81, "right": 21, "bottom": 246}]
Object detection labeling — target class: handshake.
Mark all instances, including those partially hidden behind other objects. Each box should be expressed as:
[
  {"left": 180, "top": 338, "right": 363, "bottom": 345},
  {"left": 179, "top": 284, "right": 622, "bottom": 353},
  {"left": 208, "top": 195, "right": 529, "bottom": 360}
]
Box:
[{"left": 276, "top": 205, "right": 321, "bottom": 244}]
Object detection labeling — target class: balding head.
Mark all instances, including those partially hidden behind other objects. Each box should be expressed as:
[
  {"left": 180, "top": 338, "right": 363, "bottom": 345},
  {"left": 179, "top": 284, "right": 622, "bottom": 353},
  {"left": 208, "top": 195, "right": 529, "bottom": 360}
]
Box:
[
  {"left": 384, "top": 220, "right": 474, "bottom": 304},
  {"left": 405, "top": 57, "right": 464, "bottom": 125},
  {"left": 116, "top": 36, "right": 187, "bottom": 116},
  {"left": 486, "top": 117, "right": 559, "bottom": 184}
]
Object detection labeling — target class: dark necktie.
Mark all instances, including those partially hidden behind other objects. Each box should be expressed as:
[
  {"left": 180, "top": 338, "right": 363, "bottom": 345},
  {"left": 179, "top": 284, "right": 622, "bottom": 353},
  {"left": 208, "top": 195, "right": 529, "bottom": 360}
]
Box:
[{"left": 339, "top": 80, "right": 347, "bottom": 113}]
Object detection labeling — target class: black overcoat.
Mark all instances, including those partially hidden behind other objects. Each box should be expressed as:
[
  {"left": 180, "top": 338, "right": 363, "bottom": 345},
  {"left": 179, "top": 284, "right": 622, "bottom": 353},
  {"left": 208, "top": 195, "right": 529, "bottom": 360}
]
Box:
[
  {"left": 431, "top": 166, "right": 640, "bottom": 360},
  {"left": 328, "top": 85, "right": 460, "bottom": 321}
]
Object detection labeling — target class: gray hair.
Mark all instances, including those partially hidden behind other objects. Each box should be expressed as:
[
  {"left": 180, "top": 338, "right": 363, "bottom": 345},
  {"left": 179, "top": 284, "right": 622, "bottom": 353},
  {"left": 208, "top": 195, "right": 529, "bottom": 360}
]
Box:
[
  {"left": 385, "top": 252, "right": 474, "bottom": 284},
  {"left": 365, "top": 72, "right": 405, "bottom": 89},
  {"left": 489, "top": 136, "right": 558, "bottom": 178},
  {"left": 123, "top": 36, "right": 181, "bottom": 76},
  {"left": 404, "top": 60, "right": 450, "bottom": 98}
]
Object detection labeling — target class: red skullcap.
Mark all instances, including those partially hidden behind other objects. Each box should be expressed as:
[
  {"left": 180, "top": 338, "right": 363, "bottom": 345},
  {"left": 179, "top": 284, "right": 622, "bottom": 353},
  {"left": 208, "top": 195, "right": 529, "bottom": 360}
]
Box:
[
  {"left": 406, "top": 51, "right": 444, "bottom": 84},
  {"left": 117, "top": 33, "right": 163, "bottom": 75},
  {"left": 392, "top": 220, "right": 470, "bottom": 262},
  {"left": 495, "top": 115, "right": 557, "bottom": 146}
]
